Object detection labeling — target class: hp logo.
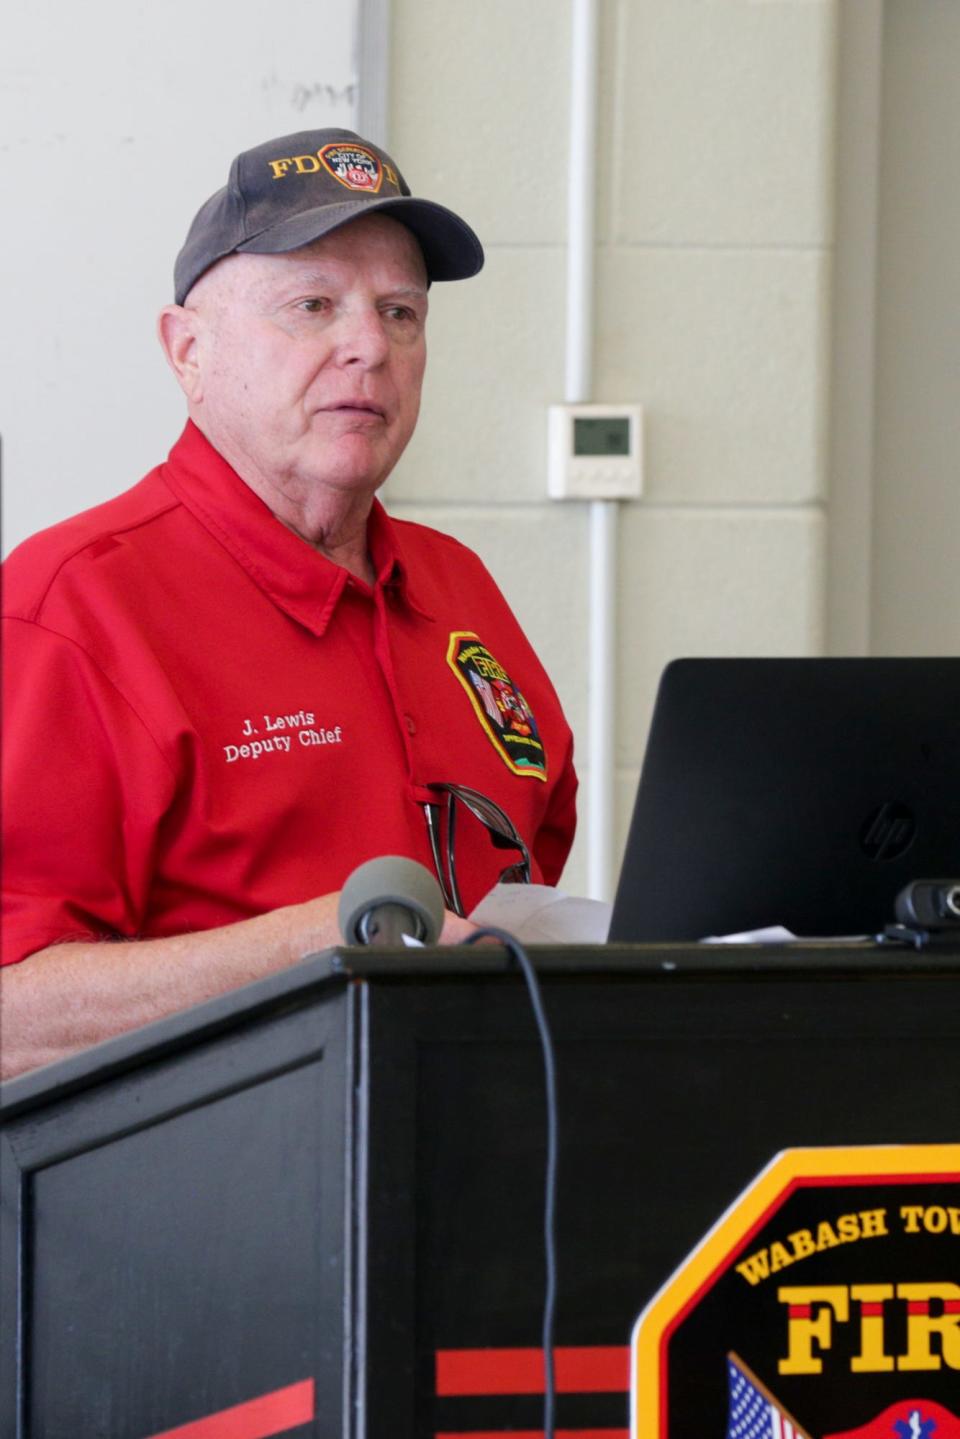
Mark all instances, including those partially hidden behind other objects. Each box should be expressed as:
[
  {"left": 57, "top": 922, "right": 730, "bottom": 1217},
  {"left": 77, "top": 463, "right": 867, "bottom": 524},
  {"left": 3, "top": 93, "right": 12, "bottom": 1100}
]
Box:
[{"left": 860, "top": 801, "right": 916, "bottom": 861}]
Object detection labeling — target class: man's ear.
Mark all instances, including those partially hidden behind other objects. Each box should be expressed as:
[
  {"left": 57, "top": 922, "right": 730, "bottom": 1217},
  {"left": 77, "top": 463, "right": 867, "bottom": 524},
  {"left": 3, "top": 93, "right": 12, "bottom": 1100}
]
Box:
[{"left": 157, "top": 305, "right": 204, "bottom": 402}]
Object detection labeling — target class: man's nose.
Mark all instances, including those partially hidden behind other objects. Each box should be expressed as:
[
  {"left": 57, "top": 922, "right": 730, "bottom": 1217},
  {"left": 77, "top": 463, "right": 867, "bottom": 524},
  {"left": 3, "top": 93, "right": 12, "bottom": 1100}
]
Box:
[{"left": 335, "top": 307, "right": 391, "bottom": 367}]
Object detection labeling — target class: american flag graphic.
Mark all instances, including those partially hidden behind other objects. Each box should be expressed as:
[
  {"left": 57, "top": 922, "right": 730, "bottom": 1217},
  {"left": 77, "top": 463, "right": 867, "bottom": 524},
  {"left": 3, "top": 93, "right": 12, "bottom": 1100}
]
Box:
[{"left": 726, "top": 1353, "right": 812, "bottom": 1439}]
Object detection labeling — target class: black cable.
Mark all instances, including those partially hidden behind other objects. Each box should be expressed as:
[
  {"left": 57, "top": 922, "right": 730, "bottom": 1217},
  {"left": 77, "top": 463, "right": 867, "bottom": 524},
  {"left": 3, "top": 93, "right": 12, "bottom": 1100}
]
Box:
[{"left": 464, "top": 926, "right": 558, "bottom": 1439}]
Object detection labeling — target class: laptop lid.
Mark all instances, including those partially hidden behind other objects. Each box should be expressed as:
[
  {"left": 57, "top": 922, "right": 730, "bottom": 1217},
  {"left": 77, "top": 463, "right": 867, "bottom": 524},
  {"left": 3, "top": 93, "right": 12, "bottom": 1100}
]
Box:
[{"left": 608, "top": 658, "right": 960, "bottom": 942}]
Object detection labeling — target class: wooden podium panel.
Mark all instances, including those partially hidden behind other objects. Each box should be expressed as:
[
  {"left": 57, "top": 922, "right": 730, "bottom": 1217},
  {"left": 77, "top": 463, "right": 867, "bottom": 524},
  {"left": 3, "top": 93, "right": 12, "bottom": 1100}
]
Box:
[
  {"left": 1, "top": 982, "right": 354, "bottom": 1439},
  {"left": 2, "top": 945, "right": 958, "bottom": 1437}
]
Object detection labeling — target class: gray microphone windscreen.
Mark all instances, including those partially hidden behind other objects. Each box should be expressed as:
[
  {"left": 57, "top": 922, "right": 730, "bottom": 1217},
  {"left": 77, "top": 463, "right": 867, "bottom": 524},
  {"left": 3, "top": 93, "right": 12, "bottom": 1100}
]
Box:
[{"left": 338, "top": 855, "right": 445, "bottom": 945}]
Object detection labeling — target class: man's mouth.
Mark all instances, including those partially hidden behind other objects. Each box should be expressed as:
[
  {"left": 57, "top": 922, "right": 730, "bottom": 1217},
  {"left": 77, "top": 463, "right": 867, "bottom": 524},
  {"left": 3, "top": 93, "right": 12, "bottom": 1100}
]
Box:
[{"left": 325, "top": 401, "right": 386, "bottom": 419}]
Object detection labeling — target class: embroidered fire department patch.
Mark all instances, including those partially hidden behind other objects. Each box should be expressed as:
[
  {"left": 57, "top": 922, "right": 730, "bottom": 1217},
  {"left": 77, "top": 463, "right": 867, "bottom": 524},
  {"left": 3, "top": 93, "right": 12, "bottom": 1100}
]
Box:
[
  {"left": 447, "top": 632, "right": 547, "bottom": 780},
  {"left": 317, "top": 142, "right": 382, "bottom": 192}
]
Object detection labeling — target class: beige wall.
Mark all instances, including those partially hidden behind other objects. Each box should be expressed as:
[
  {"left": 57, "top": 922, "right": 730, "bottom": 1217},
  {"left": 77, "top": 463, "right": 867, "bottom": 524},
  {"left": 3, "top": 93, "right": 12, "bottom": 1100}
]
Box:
[
  {"left": 384, "top": 0, "right": 837, "bottom": 895},
  {"left": 870, "top": 0, "right": 960, "bottom": 654}
]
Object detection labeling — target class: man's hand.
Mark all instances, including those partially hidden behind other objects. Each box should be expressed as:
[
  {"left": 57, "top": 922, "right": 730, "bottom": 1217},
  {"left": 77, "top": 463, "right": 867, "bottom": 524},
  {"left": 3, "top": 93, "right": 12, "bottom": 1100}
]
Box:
[
  {"left": 440, "top": 909, "right": 480, "bottom": 945},
  {"left": 0, "top": 890, "right": 474, "bottom": 1081}
]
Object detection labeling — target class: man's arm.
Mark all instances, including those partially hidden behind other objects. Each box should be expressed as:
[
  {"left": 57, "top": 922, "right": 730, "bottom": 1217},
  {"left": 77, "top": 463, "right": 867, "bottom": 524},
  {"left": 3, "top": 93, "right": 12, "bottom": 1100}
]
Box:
[{"left": 0, "top": 896, "right": 475, "bottom": 1081}]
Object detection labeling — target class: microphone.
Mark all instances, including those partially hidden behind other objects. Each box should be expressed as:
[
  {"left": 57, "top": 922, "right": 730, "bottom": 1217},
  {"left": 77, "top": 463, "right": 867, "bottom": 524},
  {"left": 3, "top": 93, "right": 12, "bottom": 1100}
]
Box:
[{"left": 338, "top": 855, "right": 445, "bottom": 946}]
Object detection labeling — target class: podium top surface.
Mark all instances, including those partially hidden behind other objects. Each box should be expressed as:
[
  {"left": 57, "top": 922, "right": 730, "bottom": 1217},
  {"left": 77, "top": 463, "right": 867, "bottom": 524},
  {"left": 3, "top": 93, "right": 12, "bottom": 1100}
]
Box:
[{"left": 3, "top": 940, "right": 958, "bottom": 1116}]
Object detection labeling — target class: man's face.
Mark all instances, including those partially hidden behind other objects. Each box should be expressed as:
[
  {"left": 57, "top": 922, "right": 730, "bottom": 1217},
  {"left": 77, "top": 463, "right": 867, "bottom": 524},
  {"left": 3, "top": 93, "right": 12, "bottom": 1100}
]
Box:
[{"left": 185, "top": 213, "right": 428, "bottom": 508}]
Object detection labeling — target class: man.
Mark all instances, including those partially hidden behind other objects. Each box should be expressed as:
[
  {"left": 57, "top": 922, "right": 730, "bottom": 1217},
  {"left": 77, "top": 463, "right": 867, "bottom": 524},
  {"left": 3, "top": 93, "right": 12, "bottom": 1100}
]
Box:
[{"left": 1, "top": 130, "right": 577, "bottom": 1079}]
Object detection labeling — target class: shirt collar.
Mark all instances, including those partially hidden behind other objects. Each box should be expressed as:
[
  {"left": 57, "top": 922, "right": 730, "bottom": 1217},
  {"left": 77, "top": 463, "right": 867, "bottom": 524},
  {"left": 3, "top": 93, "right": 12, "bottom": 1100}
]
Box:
[
  {"left": 365, "top": 499, "right": 434, "bottom": 620},
  {"left": 159, "top": 422, "right": 432, "bottom": 635}
]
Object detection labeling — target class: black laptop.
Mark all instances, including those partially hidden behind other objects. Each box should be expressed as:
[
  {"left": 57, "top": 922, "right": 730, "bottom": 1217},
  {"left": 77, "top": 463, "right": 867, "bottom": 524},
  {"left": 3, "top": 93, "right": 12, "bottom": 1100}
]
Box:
[{"left": 608, "top": 658, "right": 960, "bottom": 942}]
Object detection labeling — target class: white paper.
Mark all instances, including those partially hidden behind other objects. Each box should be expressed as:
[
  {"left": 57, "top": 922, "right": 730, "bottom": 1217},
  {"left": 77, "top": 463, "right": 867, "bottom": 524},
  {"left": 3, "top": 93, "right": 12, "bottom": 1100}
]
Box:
[
  {"left": 468, "top": 883, "right": 612, "bottom": 944},
  {"left": 701, "top": 925, "right": 870, "bottom": 945}
]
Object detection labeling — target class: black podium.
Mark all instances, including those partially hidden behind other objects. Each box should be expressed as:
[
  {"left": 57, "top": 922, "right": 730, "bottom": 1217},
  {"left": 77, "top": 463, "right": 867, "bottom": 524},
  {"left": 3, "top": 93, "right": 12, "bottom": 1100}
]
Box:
[{"left": 2, "top": 944, "right": 958, "bottom": 1439}]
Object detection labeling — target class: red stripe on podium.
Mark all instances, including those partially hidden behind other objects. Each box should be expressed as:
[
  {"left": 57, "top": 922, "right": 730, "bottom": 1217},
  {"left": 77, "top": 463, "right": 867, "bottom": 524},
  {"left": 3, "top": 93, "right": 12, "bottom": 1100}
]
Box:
[
  {"left": 144, "top": 1379, "right": 315, "bottom": 1439},
  {"left": 436, "top": 1432, "right": 629, "bottom": 1439},
  {"left": 436, "top": 1346, "right": 629, "bottom": 1395}
]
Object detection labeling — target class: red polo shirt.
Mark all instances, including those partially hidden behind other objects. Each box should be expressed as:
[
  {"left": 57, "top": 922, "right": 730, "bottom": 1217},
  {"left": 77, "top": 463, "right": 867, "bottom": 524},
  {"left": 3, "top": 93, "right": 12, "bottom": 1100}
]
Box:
[{"left": 2, "top": 423, "right": 577, "bottom": 964}]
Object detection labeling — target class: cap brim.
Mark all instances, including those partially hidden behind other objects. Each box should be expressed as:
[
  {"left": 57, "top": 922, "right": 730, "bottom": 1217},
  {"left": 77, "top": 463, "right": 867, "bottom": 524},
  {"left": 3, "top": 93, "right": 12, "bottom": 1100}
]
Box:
[{"left": 236, "top": 195, "right": 484, "bottom": 282}]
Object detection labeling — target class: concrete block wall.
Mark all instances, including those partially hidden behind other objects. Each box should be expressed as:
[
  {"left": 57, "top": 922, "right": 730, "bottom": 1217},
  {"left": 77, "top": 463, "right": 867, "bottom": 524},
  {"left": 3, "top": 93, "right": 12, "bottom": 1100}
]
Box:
[
  {"left": 384, "top": 0, "right": 838, "bottom": 897},
  {"left": 870, "top": 0, "right": 960, "bottom": 654}
]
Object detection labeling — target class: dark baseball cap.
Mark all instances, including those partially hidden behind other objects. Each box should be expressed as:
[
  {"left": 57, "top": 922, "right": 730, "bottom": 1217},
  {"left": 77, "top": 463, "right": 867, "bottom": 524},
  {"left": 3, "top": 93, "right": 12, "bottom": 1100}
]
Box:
[{"left": 174, "top": 128, "right": 484, "bottom": 304}]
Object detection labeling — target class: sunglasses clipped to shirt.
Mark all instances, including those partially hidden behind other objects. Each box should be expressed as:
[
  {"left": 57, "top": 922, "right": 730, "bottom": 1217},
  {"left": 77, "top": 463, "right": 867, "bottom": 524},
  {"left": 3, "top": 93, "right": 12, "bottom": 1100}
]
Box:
[{"left": 422, "top": 783, "right": 532, "bottom": 918}]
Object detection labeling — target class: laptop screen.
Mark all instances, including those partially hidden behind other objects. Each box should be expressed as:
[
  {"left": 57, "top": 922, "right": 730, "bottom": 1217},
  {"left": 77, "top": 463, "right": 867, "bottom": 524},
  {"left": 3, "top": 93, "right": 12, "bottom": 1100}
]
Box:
[{"left": 608, "top": 658, "right": 960, "bottom": 942}]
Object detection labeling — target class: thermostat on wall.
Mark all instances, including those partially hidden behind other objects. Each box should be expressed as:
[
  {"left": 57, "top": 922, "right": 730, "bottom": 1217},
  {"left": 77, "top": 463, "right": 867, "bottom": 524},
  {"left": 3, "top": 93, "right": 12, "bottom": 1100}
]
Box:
[{"left": 547, "top": 403, "right": 644, "bottom": 500}]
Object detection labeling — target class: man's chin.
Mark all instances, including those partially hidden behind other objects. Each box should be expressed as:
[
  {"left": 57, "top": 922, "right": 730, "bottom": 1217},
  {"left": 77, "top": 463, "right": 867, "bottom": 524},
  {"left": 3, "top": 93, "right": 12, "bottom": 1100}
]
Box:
[
  {"left": 300, "top": 435, "right": 398, "bottom": 494},
  {"left": 299, "top": 457, "right": 390, "bottom": 497}
]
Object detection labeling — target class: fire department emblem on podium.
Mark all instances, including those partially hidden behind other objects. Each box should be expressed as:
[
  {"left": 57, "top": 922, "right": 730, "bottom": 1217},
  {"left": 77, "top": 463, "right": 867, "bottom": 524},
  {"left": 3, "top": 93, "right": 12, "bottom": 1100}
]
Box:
[
  {"left": 447, "top": 631, "right": 547, "bottom": 780},
  {"left": 630, "top": 1145, "right": 960, "bottom": 1438}
]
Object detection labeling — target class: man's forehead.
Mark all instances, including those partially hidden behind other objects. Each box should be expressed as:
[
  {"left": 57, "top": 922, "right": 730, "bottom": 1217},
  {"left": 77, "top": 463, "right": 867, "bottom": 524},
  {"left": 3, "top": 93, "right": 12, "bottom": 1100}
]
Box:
[{"left": 204, "top": 217, "right": 428, "bottom": 305}]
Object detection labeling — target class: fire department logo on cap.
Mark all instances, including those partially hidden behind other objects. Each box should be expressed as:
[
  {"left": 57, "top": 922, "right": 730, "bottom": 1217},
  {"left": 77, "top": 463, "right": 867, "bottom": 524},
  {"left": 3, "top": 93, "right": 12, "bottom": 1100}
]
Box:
[
  {"left": 447, "top": 632, "right": 547, "bottom": 780},
  {"left": 318, "top": 142, "right": 383, "bottom": 192}
]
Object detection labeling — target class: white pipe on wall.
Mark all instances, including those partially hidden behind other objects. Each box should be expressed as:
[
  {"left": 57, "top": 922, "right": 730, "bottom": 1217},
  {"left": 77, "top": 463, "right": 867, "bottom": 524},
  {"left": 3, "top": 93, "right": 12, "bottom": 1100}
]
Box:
[
  {"left": 565, "top": 0, "right": 598, "bottom": 404},
  {"left": 565, "top": 0, "right": 618, "bottom": 901},
  {"left": 587, "top": 501, "right": 618, "bottom": 899}
]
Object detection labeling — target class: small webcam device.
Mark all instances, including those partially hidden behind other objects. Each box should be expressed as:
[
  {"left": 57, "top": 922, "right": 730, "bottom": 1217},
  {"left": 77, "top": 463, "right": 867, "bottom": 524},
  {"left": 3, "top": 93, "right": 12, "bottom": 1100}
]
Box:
[{"left": 894, "top": 879, "right": 960, "bottom": 932}]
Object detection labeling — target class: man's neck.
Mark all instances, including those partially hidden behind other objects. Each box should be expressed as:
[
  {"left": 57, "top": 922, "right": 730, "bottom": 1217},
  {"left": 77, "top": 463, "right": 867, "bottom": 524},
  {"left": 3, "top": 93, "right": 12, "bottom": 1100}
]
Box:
[
  {"left": 276, "top": 510, "right": 377, "bottom": 587},
  {"left": 194, "top": 417, "right": 379, "bottom": 585}
]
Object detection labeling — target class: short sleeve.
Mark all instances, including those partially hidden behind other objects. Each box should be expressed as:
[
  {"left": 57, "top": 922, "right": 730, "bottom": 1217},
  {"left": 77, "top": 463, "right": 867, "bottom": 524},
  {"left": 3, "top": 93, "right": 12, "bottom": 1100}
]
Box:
[
  {"left": 532, "top": 728, "right": 578, "bottom": 887},
  {"left": 1, "top": 617, "right": 176, "bottom": 965}
]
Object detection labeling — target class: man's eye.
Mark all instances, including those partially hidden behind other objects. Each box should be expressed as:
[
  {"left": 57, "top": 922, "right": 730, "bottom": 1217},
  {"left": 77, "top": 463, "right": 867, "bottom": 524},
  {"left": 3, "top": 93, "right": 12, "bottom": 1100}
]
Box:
[
  {"left": 385, "top": 305, "right": 416, "bottom": 322},
  {"left": 298, "top": 298, "right": 328, "bottom": 313}
]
